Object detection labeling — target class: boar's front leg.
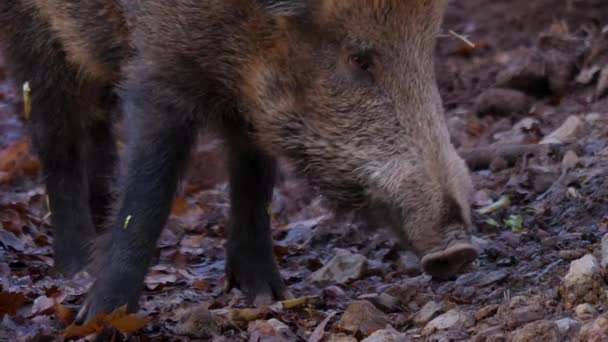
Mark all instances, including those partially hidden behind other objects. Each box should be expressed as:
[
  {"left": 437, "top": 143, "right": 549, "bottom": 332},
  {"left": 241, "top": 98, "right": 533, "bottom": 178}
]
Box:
[
  {"left": 78, "top": 79, "right": 196, "bottom": 321},
  {"left": 225, "top": 130, "right": 289, "bottom": 305}
]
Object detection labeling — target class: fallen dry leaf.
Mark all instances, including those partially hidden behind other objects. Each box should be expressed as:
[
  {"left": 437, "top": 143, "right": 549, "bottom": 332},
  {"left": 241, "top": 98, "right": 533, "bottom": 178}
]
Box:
[
  {"left": 63, "top": 305, "right": 148, "bottom": 338},
  {"left": 0, "top": 291, "right": 27, "bottom": 316}
]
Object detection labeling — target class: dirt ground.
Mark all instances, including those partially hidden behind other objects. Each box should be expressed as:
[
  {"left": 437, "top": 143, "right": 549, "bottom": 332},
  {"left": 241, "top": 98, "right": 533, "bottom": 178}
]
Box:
[{"left": 2, "top": 0, "right": 608, "bottom": 341}]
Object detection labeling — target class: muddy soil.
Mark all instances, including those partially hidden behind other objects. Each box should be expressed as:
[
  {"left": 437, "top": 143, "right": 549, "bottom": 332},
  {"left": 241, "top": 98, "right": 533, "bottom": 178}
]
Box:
[{"left": 1, "top": 0, "right": 608, "bottom": 341}]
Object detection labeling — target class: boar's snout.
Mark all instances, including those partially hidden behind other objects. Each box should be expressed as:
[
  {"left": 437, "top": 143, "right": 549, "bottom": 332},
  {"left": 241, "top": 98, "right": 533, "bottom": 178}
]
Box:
[{"left": 420, "top": 241, "right": 477, "bottom": 279}]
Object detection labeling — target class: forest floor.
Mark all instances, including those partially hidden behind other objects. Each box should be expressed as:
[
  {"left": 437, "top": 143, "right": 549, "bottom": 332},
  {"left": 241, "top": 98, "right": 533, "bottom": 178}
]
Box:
[{"left": 2, "top": 0, "right": 608, "bottom": 341}]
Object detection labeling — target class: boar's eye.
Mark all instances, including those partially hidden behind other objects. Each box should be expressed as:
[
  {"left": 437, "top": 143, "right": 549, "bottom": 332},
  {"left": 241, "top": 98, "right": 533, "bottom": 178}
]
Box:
[{"left": 349, "top": 52, "right": 373, "bottom": 72}]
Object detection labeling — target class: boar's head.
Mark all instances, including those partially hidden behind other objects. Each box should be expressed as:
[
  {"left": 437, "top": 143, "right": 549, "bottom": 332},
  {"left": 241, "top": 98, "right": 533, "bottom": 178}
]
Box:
[{"left": 239, "top": 0, "right": 477, "bottom": 279}]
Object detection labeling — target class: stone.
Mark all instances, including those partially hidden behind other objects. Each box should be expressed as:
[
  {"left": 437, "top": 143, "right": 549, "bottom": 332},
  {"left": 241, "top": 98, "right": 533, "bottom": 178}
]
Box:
[
  {"left": 473, "top": 88, "right": 532, "bottom": 117},
  {"left": 559, "top": 254, "right": 605, "bottom": 309},
  {"left": 497, "top": 297, "right": 544, "bottom": 329},
  {"left": 248, "top": 319, "right": 297, "bottom": 342},
  {"left": 358, "top": 293, "right": 400, "bottom": 313},
  {"left": 398, "top": 251, "right": 421, "bottom": 276},
  {"left": 540, "top": 115, "right": 583, "bottom": 145},
  {"left": 325, "top": 334, "right": 357, "bottom": 342},
  {"left": 508, "top": 320, "right": 560, "bottom": 342},
  {"left": 337, "top": 301, "right": 390, "bottom": 337},
  {"left": 579, "top": 315, "right": 608, "bottom": 342},
  {"left": 601, "top": 233, "right": 608, "bottom": 268},
  {"left": 475, "top": 304, "right": 500, "bottom": 322},
  {"left": 174, "top": 304, "right": 221, "bottom": 339},
  {"left": 422, "top": 309, "right": 473, "bottom": 336},
  {"left": 473, "top": 326, "right": 506, "bottom": 342},
  {"left": 575, "top": 303, "right": 597, "bottom": 321},
  {"left": 311, "top": 249, "right": 368, "bottom": 285},
  {"left": 414, "top": 301, "right": 445, "bottom": 325},
  {"left": 361, "top": 327, "right": 410, "bottom": 342},
  {"left": 554, "top": 318, "right": 581, "bottom": 338}
]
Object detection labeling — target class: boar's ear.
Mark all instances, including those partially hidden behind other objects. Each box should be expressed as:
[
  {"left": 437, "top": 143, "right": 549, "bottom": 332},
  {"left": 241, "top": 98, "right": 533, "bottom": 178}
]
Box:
[{"left": 258, "top": 0, "right": 308, "bottom": 17}]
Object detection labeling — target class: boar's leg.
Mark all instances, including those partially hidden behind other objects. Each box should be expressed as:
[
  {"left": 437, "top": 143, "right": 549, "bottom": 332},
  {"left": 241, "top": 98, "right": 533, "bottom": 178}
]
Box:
[
  {"left": 86, "top": 110, "right": 118, "bottom": 231},
  {"left": 225, "top": 130, "right": 288, "bottom": 305},
  {"left": 0, "top": 2, "right": 101, "bottom": 277},
  {"left": 78, "top": 80, "right": 196, "bottom": 321}
]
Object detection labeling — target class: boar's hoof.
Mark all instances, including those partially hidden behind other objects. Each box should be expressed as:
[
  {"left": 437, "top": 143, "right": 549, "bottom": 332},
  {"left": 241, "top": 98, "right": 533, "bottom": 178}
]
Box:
[
  {"left": 421, "top": 242, "right": 478, "bottom": 280},
  {"left": 226, "top": 262, "right": 292, "bottom": 306},
  {"left": 75, "top": 274, "right": 142, "bottom": 324}
]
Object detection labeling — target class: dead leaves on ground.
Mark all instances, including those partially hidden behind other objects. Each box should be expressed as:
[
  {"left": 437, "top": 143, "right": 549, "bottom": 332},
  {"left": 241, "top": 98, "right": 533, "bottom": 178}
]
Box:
[
  {"left": 0, "top": 138, "right": 40, "bottom": 184},
  {"left": 63, "top": 305, "right": 148, "bottom": 339}
]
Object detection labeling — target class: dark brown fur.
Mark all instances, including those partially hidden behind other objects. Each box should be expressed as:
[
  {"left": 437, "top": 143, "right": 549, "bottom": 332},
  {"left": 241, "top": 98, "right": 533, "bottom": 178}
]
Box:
[{"left": 0, "top": 0, "right": 476, "bottom": 320}]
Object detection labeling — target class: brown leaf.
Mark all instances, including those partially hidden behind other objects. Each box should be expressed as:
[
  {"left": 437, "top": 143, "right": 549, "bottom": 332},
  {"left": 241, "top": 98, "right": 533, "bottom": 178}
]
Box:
[
  {"left": 171, "top": 197, "right": 188, "bottom": 215},
  {"left": 0, "top": 139, "right": 38, "bottom": 184},
  {"left": 63, "top": 306, "right": 148, "bottom": 338},
  {"left": 54, "top": 303, "right": 73, "bottom": 325},
  {"left": 0, "top": 291, "right": 27, "bottom": 316},
  {"left": 105, "top": 306, "right": 149, "bottom": 334},
  {"left": 63, "top": 313, "right": 105, "bottom": 339}
]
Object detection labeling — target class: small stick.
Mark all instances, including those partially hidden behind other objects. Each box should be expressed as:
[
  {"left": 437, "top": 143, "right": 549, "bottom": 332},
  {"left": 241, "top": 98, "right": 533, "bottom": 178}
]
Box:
[{"left": 448, "top": 30, "right": 476, "bottom": 49}]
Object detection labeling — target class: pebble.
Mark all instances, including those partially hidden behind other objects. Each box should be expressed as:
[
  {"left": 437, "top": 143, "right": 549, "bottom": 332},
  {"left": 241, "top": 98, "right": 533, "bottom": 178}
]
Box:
[
  {"left": 415, "top": 301, "right": 445, "bottom": 325},
  {"left": 475, "top": 304, "right": 500, "bottom": 322},
  {"left": 559, "top": 254, "right": 605, "bottom": 309},
  {"left": 337, "top": 301, "right": 390, "bottom": 337},
  {"left": 579, "top": 315, "right": 608, "bottom": 342},
  {"left": 540, "top": 115, "right": 583, "bottom": 145},
  {"left": 422, "top": 309, "right": 473, "bottom": 336},
  {"left": 473, "top": 88, "right": 532, "bottom": 117},
  {"left": 497, "top": 297, "right": 544, "bottom": 329},
  {"left": 575, "top": 303, "right": 597, "bottom": 321},
  {"left": 361, "top": 327, "right": 410, "bottom": 342},
  {"left": 473, "top": 325, "right": 506, "bottom": 342},
  {"left": 398, "top": 251, "right": 421, "bottom": 276},
  {"left": 311, "top": 249, "right": 368, "bottom": 285},
  {"left": 325, "top": 334, "right": 357, "bottom": 342},
  {"left": 358, "top": 293, "right": 400, "bottom": 313},
  {"left": 554, "top": 317, "right": 581, "bottom": 337},
  {"left": 248, "top": 319, "right": 296, "bottom": 342},
  {"left": 601, "top": 233, "right": 608, "bottom": 268},
  {"left": 508, "top": 320, "right": 560, "bottom": 342}
]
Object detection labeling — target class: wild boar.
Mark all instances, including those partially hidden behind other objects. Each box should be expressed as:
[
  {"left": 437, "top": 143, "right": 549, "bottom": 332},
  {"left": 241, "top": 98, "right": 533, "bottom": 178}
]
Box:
[{"left": 0, "top": 0, "right": 477, "bottom": 320}]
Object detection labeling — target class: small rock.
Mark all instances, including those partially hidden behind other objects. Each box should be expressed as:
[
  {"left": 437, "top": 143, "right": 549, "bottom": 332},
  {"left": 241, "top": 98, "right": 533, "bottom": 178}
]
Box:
[
  {"left": 597, "top": 65, "right": 608, "bottom": 98},
  {"left": 540, "top": 115, "right": 583, "bottom": 145},
  {"left": 415, "top": 301, "right": 445, "bottom": 325},
  {"left": 575, "top": 303, "right": 597, "bottom": 321},
  {"left": 475, "top": 304, "right": 500, "bottom": 322},
  {"left": 508, "top": 320, "right": 560, "bottom": 342},
  {"left": 361, "top": 327, "right": 410, "bottom": 342},
  {"left": 398, "top": 251, "right": 421, "bottom": 276},
  {"left": 325, "top": 334, "right": 357, "bottom": 342},
  {"left": 554, "top": 317, "right": 581, "bottom": 337},
  {"left": 311, "top": 249, "right": 368, "bottom": 285},
  {"left": 358, "top": 293, "right": 400, "bottom": 313},
  {"left": 248, "top": 319, "right": 296, "bottom": 342},
  {"left": 601, "top": 233, "right": 608, "bottom": 268},
  {"left": 497, "top": 298, "right": 544, "bottom": 329},
  {"left": 474, "top": 326, "right": 506, "bottom": 342},
  {"left": 561, "top": 150, "right": 579, "bottom": 170},
  {"left": 579, "top": 315, "right": 608, "bottom": 342},
  {"left": 496, "top": 49, "right": 548, "bottom": 95},
  {"left": 473, "top": 88, "right": 532, "bottom": 117},
  {"left": 422, "top": 309, "right": 473, "bottom": 336},
  {"left": 337, "top": 301, "right": 390, "bottom": 337},
  {"left": 558, "top": 249, "right": 586, "bottom": 261},
  {"left": 490, "top": 157, "right": 509, "bottom": 173},
  {"left": 559, "top": 254, "right": 605, "bottom": 309},
  {"left": 175, "top": 304, "right": 221, "bottom": 339}
]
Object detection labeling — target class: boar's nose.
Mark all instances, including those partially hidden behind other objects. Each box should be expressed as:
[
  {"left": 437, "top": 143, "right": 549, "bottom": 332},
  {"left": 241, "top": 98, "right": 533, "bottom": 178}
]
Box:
[
  {"left": 419, "top": 195, "right": 477, "bottom": 279},
  {"left": 420, "top": 242, "right": 477, "bottom": 279}
]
